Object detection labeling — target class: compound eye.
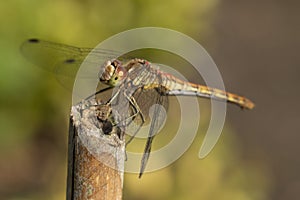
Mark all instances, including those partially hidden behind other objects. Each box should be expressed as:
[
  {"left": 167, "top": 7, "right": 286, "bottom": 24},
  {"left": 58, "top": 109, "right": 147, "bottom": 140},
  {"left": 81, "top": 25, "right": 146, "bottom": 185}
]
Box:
[
  {"left": 106, "top": 64, "right": 115, "bottom": 75},
  {"left": 115, "top": 66, "right": 126, "bottom": 80},
  {"left": 111, "top": 60, "right": 121, "bottom": 67},
  {"left": 112, "top": 61, "right": 117, "bottom": 67},
  {"left": 118, "top": 69, "right": 124, "bottom": 78},
  {"left": 99, "top": 60, "right": 115, "bottom": 81}
]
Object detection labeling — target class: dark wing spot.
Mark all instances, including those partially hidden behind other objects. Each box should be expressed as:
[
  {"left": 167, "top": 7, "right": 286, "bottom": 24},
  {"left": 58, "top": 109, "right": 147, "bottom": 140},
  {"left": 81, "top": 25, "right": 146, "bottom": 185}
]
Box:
[
  {"left": 28, "top": 38, "right": 39, "bottom": 43},
  {"left": 65, "top": 58, "right": 76, "bottom": 63}
]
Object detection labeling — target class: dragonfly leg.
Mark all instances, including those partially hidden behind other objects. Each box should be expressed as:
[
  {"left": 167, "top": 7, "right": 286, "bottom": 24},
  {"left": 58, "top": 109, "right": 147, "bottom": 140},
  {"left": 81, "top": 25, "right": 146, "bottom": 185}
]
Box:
[
  {"left": 107, "top": 91, "right": 145, "bottom": 143},
  {"left": 101, "top": 88, "right": 148, "bottom": 146},
  {"left": 127, "top": 94, "right": 146, "bottom": 123},
  {"left": 125, "top": 95, "right": 146, "bottom": 146}
]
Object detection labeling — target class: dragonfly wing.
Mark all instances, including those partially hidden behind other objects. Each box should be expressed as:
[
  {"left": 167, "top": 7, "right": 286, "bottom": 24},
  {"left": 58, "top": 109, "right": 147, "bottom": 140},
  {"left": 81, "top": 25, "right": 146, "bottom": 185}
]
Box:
[
  {"left": 54, "top": 58, "right": 104, "bottom": 92},
  {"left": 21, "top": 39, "right": 121, "bottom": 91},
  {"left": 135, "top": 86, "right": 169, "bottom": 177},
  {"left": 21, "top": 39, "right": 132, "bottom": 73},
  {"left": 124, "top": 86, "right": 169, "bottom": 139},
  {"left": 21, "top": 39, "right": 91, "bottom": 72}
]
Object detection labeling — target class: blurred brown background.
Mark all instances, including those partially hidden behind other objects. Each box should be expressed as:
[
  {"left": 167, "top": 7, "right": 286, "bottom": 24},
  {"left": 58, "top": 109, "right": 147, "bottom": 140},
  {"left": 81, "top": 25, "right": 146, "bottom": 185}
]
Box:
[
  {"left": 214, "top": 1, "right": 300, "bottom": 199},
  {"left": 0, "top": 0, "right": 299, "bottom": 199}
]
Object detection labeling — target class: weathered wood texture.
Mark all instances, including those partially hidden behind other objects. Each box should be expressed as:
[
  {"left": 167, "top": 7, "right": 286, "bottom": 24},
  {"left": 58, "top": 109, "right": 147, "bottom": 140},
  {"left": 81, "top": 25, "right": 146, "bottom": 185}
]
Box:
[{"left": 67, "top": 100, "right": 125, "bottom": 200}]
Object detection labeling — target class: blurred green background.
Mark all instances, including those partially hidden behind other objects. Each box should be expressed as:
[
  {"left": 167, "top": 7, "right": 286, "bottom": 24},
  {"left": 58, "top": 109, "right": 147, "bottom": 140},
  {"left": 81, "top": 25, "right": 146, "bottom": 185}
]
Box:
[{"left": 1, "top": 0, "right": 299, "bottom": 199}]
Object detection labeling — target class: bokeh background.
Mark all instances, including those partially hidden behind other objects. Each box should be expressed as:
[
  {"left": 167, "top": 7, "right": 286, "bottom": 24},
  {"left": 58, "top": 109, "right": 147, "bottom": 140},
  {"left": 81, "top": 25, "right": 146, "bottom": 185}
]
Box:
[{"left": 0, "top": 0, "right": 299, "bottom": 199}]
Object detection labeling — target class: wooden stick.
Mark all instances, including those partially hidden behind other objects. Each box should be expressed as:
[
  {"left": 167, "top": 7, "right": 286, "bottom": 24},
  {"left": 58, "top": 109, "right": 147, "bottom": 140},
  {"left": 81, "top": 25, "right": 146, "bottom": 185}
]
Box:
[{"left": 66, "top": 99, "right": 125, "bottom": 200}]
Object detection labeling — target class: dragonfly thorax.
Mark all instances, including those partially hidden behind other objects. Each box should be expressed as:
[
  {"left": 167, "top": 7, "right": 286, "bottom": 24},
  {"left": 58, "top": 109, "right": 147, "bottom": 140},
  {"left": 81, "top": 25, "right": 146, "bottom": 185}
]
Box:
[{"left": 99, "top": 60, "right": 127, "bottom": 86}]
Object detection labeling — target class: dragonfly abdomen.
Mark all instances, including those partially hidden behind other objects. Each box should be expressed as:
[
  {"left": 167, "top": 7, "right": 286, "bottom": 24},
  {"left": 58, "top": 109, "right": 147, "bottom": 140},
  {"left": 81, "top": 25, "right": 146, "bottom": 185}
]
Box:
[{"left": 161, "top": 74, "right": 254, "bottom": 109}]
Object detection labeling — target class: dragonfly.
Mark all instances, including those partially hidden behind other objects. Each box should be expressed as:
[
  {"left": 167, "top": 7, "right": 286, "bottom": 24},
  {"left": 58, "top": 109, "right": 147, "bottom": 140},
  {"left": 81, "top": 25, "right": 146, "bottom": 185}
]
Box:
[{"left": 21, "top": 39, "right": 255, "bottom": 177}]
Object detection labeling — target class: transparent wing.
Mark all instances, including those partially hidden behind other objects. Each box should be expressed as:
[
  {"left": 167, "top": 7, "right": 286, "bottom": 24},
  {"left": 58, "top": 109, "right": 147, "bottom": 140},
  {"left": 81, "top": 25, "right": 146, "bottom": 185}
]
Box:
[
  {"left": 21, "top": 39, "right": 120, "bottom": 72},
  {"left": 117, "top": 85, "right": 168, "bottom": 177},
  {"left": 20, "top": 39, "right": 127, "bottom": 91},
  {"left": 133, "top": 87, "right": 168, "bottom": 127},
  {"left": 137, "top": 86, "right": 169, "bottom": 177}
]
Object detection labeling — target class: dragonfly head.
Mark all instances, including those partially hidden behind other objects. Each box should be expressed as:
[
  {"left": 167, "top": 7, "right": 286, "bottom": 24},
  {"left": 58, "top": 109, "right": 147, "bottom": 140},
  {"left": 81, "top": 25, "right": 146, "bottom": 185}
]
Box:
[{"left": 99, "top": 60, "right": 126, "bottom": 86}]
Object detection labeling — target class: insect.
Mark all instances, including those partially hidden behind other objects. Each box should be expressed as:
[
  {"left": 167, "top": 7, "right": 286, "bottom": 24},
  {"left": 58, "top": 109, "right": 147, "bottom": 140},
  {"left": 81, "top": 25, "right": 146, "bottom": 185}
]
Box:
[{"left": 21, "top": 39, "right": 255, "bottom": 177}]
